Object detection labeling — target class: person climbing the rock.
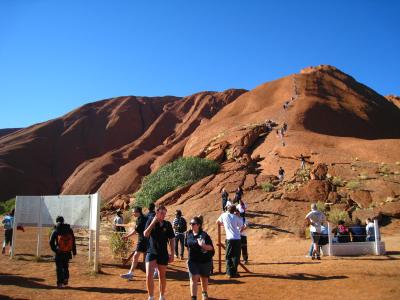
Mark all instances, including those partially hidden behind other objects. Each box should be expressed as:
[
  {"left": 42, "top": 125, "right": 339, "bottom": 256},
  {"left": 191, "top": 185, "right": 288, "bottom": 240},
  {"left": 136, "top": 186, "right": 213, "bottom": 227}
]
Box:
[
  {"left": 234, "top": 187, "right": 243, "bottom": 203},
  {"left": 282, "top": 123, "right": 288, "bottom": 133},
  {"left": 278, "top": 167, "right": 285, "bottom": 182},
  {"left": 300, "top": 154, "right": 306, "bottom": 169}
]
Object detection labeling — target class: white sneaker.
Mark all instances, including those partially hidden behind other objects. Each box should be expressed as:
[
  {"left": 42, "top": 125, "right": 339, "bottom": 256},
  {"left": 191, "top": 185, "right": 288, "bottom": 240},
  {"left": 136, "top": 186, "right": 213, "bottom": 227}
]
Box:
[
  {"left": 120, "top": 273, "right": 133, "bottom": 280},
  {"left": 159, "top": 295, "right": 165, "bottom": 300},
  {"left": 148, "top": 297, "right": 154, "bottom": 300}
]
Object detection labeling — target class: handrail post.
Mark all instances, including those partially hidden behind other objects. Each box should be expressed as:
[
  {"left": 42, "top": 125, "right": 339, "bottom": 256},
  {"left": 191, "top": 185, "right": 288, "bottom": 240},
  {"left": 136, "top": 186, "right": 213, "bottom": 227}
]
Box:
[{"left": 218, "top": 223, "right": 222, "bottom": 274}]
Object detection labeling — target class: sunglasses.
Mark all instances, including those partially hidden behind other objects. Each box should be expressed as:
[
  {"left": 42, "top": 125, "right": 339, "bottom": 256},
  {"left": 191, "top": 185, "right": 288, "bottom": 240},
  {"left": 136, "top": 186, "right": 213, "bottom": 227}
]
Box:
[{"left": 190, "top": 222, "right": 198, "bottom": 225}]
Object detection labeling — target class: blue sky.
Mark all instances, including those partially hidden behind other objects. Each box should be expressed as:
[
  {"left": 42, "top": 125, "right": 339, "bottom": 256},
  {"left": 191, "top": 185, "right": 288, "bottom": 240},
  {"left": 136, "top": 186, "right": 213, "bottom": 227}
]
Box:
[{"left": 0, "top": 0, "right": 399, "bottom": 128}]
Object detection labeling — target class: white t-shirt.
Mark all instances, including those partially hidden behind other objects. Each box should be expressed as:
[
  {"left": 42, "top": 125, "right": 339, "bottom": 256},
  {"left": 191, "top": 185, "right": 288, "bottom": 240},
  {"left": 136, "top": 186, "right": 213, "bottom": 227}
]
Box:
[
  {"left": 236, "top": 203, "right": 247, "bottom": 214},
  {"left": 305, "top": 210, "right": 326, "bottom": 233},
  {"left": 217, "top": 212, "right": 243, "bottom": 240},
  {"left": 240, "top": 219, "right": 249, "bottom": 237},
  {"left": 225, "top": 200, "right": 233, "bottom": 209},
  {"left": 366, "top": 222, "right": 375, "bottom": 237}
]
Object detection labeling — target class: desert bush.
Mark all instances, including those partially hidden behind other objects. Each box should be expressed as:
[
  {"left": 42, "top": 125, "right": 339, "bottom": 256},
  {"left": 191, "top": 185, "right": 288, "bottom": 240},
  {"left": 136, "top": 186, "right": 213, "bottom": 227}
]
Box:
[
  {"left": 327, "top": 208, "right": 350, "bottom": 224},
  {"left": 285, "top": 183, "right": 298, "bottom": 192},
  {"left": 225, "top": 148, "right": 233, "bottom": 160},
  {"left": 378, "top": 164, "right": 391, "bottom": 175},
  {"left": 0, "top": 198, "right": 15, "bottom": 215},
  {"left": 135, "top": 157, "right": 219, "bottom": 208},
  {"left": 296, "top": 167, "right": 311, "bottom": 182},
  {"left": 261, "top": 182, "right": 274, "bottom": 192},
  {"left": 330, "top": 176, "right": 344, "bottom": 187},
  {"left": 358, "top": 173, "right": 368, "bottom": 180},
  {"left": 109, "top": 232, "right": 132, "bottom": 259},
  {"left": 123, "top": 210, "right": 131, "bottom": 224},
  {"left": 316, "top": 201, "right": 327, "bottom": 213},
  {"left": 346, "top": 180, "right": 360, "bottom": 190}
]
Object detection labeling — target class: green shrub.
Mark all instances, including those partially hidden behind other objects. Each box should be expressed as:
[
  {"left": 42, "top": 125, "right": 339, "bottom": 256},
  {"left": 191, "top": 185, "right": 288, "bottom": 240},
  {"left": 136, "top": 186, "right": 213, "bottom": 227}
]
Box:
[
  {"left": 330, "top": 176, "right": 344, "bottom": 187},
  {"left": 316, "top": 201, "right": 327, "bottom": 213},
  {"left": 123, "top": 210, "right": 131, "bottom": 224},
  {"left": 378, "top": 164, "right": 391, "bottom": 175},
  {"left": 346, "top": 180, "right": 360, "bottom": 190},
  {"left": 261, "top": 182, "right": 274, "bottom": 192},
  {"left": 358, "top": 173, "right": 368, "bottom": 180},
  {"left": 135, "top": 157, "right": 219, "bottom": 207},
  {"left": 0, "top": 198, "right": 16, "bottom": 215},
  {"left": 285, "top": 183, "right": 297, "bottom": 192},
  {"left": 327, "top": 208, "right": 350, "bottom": 224},
  {"left": 296, "top": 167, "right": 311, "bottom": 182},
  {"left": 109, "top": 232, "right": 132, "bottom": 260}
]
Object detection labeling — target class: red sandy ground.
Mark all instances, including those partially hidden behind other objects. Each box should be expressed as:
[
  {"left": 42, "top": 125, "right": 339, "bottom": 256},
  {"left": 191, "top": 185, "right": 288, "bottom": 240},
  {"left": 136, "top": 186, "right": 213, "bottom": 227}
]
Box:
[{"left": 1, "top": 223, "right": 400, "bottom": 300}]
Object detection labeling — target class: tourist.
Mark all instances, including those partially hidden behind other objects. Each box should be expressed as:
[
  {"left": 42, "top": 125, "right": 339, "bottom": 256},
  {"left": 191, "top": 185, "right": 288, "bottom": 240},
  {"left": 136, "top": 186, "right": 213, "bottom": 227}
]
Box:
[
  {"left": 350, "top": 218, "right": 366, "bottom": 242},
  {"left": 185, "top": 216, "right": 214, "bottom": 300},
  {"left": 173, "top": 210, "right": 187, "bottom": 259},
  {"left": 143, "top": 205, "right": 175, "bottom": 300},
  {"left": 336, "top": 220, "right": 350, "bottom": 243},
  {"left": 305, "top": 203, "right": 326, "bottom": 260},
  {"left": 49, "top": 216, "right": 77, "bottom": 288},
  {"left": 2, "top": 209, "right": 23, "bottom": 255},
  {"left": 365, "top": 218, "right": 375, "bottom": 241},
  {"left": 234, "top": 210, "right": 249, "bottom": 264},
  {"left": 307, "top": 224, "right": 328, "bottom": 257},
  {"left": 278, "top": 167, "right": 285, "bottom": 182},
  {"left": 221, "top": 188, "right": 229, "bottom": 211},
  {"left": 300, "top": 154, "right": 306, "bottom": 169},
  {"left": 113, "top": 209, "right": 126, "bottom": 233},
  {"left": 234, "top": 187, "right": 244, "bottom": 203},
  {"left": 217, "top": 205, "right": 244, "bottom": 278},
  {"left": 120, "top": 206, "right": 148, "bottom": 280},
  {"left": 236, "top": 199, "right": 247, "bottom": 221}
]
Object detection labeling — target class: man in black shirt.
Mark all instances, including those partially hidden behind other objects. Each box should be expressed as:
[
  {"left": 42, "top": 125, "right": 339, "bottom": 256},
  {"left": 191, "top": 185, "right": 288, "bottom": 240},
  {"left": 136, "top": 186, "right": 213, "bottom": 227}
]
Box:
[
  {"left": 144, "top": 205, "right": 175, "bottom": 300},
  {"left": 49, "top": 216, "right": 76, "bottom": 288},
  {"left": 120, "top": 206, "right": 148, "bottom": 280}
]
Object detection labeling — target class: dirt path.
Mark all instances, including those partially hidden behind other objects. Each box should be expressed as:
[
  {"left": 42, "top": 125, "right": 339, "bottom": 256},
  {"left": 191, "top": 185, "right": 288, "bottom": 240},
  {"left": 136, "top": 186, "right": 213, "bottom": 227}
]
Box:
[{"left": 1, "top": 226, "right": 400, "bottom": 300}]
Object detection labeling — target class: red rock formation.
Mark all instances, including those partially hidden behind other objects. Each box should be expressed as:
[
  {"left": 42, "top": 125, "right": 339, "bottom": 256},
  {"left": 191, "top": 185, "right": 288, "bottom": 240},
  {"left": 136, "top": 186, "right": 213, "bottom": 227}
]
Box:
[{"left": 0, "top": 96, "right": 180, "bottom": 201}]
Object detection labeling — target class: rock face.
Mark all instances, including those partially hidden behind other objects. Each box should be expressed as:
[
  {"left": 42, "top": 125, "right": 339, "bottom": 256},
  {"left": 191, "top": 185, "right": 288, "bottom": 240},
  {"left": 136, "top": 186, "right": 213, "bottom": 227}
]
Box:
[
  {"left": 0, "top": 90, "right": 246, "bottom": 202},
  {"left": 1, "top": 64, "right": 400, "bottom": 230},
  {"left": 0, "top": 128, "right": 21, "bottom": 138}
]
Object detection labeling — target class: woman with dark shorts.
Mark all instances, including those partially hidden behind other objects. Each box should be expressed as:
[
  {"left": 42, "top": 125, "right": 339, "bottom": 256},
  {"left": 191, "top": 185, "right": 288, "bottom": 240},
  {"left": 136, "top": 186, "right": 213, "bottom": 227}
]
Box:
[
  {"left": 185, "top": 216, "right": 214, "bottom": 300},
  {"left": 120, "top": 206, "right": 148, "bottom": 280}
]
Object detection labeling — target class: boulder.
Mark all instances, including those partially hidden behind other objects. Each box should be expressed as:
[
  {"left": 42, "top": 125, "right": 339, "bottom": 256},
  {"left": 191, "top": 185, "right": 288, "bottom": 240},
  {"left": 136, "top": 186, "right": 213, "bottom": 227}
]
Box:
[
  {"left": 305, "top": 180, "right": 331, "bottom": 202},
  {"left": 349, "top": 190, "right": 373, "bottom": 209},
  {"left": 310, "top": 163, "right": 328, "bottom": 180}
]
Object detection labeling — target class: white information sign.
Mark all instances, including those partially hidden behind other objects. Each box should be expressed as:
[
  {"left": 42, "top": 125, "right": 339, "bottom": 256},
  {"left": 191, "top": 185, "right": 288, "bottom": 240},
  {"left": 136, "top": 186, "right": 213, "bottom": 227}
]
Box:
[
  {"left": 15, "top": 194, "right": 97, "bottom": 229},
  {"left": 15, "top": 196, "right": 41, "bottom": 227}
]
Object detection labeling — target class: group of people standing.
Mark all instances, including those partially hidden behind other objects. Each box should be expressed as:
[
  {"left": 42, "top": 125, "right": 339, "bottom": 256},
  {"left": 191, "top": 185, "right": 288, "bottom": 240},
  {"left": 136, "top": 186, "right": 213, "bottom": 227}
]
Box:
[
  {"left": 220, "top": 187, "right": 249, "bottom": 266},
  {"left": 305, "top": 204, "right": 378, "bottom": 260},
  {"left": 118, "top": 203, "right": 214, "bottom": 300}
]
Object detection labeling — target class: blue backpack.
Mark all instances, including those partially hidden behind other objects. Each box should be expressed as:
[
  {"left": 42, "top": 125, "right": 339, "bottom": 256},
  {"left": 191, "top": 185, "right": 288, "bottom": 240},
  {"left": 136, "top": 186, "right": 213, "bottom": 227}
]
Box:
[{"left": 3, "top": 216, "right": 13, "bottom": 230}]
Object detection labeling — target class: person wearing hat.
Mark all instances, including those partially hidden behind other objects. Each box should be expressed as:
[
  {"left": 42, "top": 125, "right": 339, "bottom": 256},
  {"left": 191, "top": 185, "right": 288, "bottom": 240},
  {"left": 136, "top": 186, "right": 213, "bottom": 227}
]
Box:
[
  {"left": 49, "top": 216, "right": 77, "bottom": 288},
  {"left": 120, "top": 206, "right": 148, "bottom": 280},
  {"left": 113, "top": 209, "right": 126, "bottom": 233},
  {"left": 173, "top": 210, "right": 187, "bottom": 260}
]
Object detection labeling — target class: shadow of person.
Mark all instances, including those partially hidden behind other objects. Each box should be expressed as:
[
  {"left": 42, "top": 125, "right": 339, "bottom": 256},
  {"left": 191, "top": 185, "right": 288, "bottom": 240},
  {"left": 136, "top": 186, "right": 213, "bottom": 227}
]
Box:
[
  {"left": 0, "top": 273, "right": 53, "bottom": 290},
  {"left": 240, "top": 272, "right": 348, "bottom": 281}
]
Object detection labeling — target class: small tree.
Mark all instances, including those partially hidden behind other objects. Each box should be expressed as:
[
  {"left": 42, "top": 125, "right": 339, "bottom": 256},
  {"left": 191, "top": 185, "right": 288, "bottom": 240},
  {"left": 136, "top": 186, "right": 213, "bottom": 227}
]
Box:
[{"left": 109, "top": 232, "right": 132, "bottom": 260}]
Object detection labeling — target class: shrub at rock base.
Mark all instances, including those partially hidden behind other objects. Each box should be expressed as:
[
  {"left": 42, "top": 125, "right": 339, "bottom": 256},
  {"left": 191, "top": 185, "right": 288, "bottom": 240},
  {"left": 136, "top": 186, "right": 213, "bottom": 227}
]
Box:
[
  {"left": 261, "top": 182, "right": 275, "bottom": 192},
  {"left": 135, "top": 157, "right": 219, "bottom": 207},
  {"left": 328, "top": 208, "right": 351, "bottom": 225},
  {"left": 109, "top": 232, "right": 132, "bottom": 260}
]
